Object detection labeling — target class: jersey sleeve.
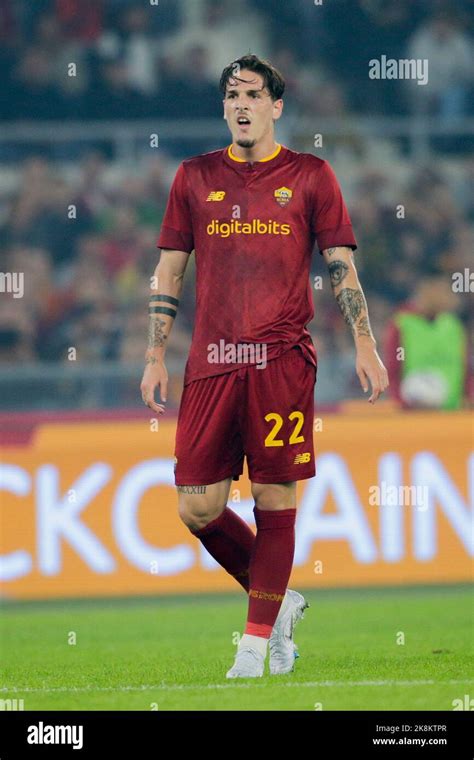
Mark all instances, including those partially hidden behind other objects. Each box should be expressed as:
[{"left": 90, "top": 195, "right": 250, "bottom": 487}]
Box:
[
  {"left": 157, "top": 163, "right": 194, "bottom": 253},
  {"left": 310, "top": 160, "right": 357, "bottom": 254}
]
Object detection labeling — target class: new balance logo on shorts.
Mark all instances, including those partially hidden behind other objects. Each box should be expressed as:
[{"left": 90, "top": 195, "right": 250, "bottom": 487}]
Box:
[{"left": 293, "top": 452, "right": 311, "bottom": 464}]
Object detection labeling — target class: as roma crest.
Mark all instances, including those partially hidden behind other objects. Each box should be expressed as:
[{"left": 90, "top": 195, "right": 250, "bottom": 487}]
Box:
[{"left": 274, "top": 186, "right": 293, "bottom": 207}]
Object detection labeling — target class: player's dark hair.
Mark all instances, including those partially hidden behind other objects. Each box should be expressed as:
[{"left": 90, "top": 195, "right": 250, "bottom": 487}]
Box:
[{"left": 219, "top": 54, "right": 285, "bottom": 101}]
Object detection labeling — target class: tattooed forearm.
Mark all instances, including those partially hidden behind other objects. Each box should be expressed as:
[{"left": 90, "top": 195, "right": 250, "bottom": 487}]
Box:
[
  {"left": 145, "top": 292, "right": 178, "bottom": 357},
  {"left": 355, "top": 315, "right": 372, "bottom": 337},
  {"left": 328, "top": 259, "right": 349, "bottom": 287},
  {"left": 177, "top": 485, "right": 207, "bottom": 494},
  {"left": 336, "top": 287, "right": 365, "bottom": 329},
  {"left": 336, "top": 288, "right": 374, "bottom": 339},
  {"left": 325, "top": 249, "right": 375, "bottom": 343},
  {"left": 147, "top": 316, "right": 167, "bottom": 349}
]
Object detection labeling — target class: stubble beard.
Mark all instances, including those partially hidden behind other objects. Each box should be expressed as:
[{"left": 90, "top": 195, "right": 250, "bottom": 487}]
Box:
[{"left": 236, "top": 138, "right": 257, "bottom": 149}]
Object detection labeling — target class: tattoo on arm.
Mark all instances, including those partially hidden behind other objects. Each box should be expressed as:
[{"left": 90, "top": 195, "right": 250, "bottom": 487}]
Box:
[
  {"left": 146, "top": 292, "right": 178, "bottom": 357},
  {"left": 355, "top": 315, "right": 372, "bottom": 337},
  {"left": 328, "top": 259, "right": 349, "bottom": 287},
  {"left": 325, "top": 247, "right": 337, "bottom": 256},
  {"left": 177, "top": 485, "right": 207, "bottom": 494},
  {"left": 336, "top": 287, "right": 365, "bottom": 328},
  {"left": 335, "top": 288, "right": 374, "bottom": 338},
  {"left": 148, "top": 316, "right": 167, "bottom": 349}
]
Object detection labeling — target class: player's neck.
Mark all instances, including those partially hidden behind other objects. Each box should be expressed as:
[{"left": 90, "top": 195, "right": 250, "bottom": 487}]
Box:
[{"left": 230, "top": 138, "right": 280, "bottom": 164}]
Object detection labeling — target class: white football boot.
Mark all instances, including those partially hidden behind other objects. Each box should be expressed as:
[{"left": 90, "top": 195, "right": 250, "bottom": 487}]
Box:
[
  {"left": 269, "top": 589, "right": 309, "bottom": 675},
  {"left": 226, "top": 646, "right": 265, "bottom": 679}
]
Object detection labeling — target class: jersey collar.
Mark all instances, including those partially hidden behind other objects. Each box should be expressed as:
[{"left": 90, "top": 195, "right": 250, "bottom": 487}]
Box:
[{"left": 223, "top": 142, "right": 287, "bottom": 171}]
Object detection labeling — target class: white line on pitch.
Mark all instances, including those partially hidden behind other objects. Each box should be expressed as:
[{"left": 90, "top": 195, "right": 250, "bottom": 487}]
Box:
[{"left": 1, "top": 679, "right": 473, "bottom": 694}]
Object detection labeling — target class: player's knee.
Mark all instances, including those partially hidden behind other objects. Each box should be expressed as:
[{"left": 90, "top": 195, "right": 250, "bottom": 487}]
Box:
[
  {"left": 177, "top": 500, "right": 207, "bottom": 531},
  {"left": 177, "top": 496, "right": 220, "bottom": 532},
  {"left": 252, "top": 482, "right": 297, "bottom": 510}
]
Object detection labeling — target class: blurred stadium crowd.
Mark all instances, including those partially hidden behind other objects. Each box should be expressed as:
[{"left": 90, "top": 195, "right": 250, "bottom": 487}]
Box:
[
  {"left": 0, "top": 0, "right": 472, "bottom": 408},
  {"left": 1, "top": 0, "right": 473, "bottom": 120}
]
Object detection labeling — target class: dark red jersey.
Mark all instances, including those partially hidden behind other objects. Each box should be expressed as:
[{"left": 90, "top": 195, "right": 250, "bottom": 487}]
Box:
[{"left": 157, "top": 143, "right": 357, "bottom": 386}]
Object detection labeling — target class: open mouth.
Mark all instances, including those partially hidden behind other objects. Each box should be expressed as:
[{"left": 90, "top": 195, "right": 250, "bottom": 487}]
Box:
[{"left": 237, "top": 116, "right": 251, "bottom": 127}]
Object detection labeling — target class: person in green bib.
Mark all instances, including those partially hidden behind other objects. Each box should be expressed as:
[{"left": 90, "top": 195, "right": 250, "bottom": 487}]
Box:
[{"left": 384, "top": 275, "right": 470, "bottom": 410}]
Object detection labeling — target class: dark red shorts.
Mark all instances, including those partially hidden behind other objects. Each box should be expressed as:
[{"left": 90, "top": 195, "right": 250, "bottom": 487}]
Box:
[{"left": 174, "top": 346, "right": 317, "bottom": 485}]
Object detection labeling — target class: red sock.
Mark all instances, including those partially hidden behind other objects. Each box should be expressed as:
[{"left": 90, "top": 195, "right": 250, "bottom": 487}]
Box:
[
  {"left": 192, "top": 507, "right": 255, "bottom": 591},
  {"left": 245, "top": 506, "right": 296, "bottom": 638}
]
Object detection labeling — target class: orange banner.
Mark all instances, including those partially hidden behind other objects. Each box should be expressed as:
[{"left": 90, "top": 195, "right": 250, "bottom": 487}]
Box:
[{"left": 1, "top": 411, "right": 472, "bottom": 599}]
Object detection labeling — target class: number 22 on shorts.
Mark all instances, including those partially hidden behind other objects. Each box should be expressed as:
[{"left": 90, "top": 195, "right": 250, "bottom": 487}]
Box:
[{"left": 264, "top": 412, "right": 305, "bottom": 447}]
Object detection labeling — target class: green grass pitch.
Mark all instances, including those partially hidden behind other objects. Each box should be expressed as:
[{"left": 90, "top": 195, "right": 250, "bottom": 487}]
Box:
[{"left": 1, "top": 584, "right": 472, "bottom": 711}]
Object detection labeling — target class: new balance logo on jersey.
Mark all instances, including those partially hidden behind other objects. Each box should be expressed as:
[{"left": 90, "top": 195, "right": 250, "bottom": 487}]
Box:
[
  {"left": 294, "top": 452, "right": 311, "bottom": 464},
  {"left": 206, "top": 191, "right": 226, "bottom": 201}
]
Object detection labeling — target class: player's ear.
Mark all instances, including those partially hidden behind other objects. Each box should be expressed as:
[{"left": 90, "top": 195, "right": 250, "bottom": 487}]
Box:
[{"left": 273, "top": 99, "right": 283, "bottom": 121}]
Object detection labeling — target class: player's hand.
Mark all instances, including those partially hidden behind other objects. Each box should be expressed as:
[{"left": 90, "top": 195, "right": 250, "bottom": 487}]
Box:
[
  {"left": 140, "top": 356, "right": 167, "bottom": 415},
  {"left": 355, "top": 341, "right": 389, "bottom": 404}
]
